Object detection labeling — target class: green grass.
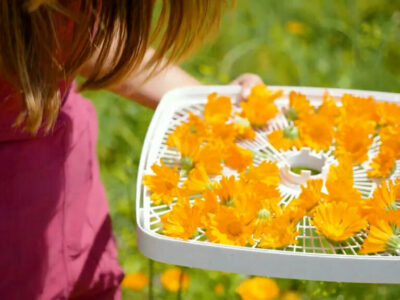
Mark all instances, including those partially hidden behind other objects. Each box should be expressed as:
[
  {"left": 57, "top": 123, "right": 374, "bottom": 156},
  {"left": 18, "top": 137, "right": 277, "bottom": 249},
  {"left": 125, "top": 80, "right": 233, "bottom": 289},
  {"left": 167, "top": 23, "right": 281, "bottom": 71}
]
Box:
[{"left": 83, "top": 0, "right": 400, "bottom": 298}]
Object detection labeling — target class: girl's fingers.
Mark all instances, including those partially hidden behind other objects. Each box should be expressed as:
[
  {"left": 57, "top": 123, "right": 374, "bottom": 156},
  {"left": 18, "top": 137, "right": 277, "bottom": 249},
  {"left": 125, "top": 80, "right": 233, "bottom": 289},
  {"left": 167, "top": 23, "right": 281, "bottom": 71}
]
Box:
[{"left": 229, "top": 73, "right": 264, "bottom": 102}]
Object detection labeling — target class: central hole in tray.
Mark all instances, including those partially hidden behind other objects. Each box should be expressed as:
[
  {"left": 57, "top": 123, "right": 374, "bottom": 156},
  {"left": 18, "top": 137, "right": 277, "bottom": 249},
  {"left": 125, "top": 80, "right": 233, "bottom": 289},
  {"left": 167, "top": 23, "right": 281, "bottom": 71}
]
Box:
[{"left": 281, "top": 148, "right": 326, "bottom": 186}]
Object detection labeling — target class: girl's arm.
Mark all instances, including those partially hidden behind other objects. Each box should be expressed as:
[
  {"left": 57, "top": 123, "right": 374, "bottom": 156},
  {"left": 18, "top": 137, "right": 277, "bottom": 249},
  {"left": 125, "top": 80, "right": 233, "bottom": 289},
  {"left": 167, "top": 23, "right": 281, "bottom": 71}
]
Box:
[{"left": 79, "top": 48, "right": 263, "bottom": 108}]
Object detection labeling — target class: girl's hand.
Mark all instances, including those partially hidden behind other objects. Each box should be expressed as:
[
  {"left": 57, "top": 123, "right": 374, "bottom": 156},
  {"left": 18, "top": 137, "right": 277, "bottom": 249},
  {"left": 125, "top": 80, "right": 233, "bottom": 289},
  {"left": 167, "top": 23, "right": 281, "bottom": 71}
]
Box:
[{"left": 230, "top": 73, "right": 264, "bottom": 101}]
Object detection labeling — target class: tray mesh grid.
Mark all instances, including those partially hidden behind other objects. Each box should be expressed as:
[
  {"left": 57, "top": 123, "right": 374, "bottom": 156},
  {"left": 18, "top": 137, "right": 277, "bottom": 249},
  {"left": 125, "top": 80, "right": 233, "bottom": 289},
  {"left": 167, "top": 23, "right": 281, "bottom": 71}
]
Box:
[{"left": 142, "top": 94, "right": 400, "bottom": 257}]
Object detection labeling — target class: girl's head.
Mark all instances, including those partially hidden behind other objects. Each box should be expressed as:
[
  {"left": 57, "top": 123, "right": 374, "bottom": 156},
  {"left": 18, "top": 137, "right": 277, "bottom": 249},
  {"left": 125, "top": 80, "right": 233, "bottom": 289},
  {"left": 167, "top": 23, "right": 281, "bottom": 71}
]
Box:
[{"left": 0, "top": 0, "right": 228, "bottom": 133}]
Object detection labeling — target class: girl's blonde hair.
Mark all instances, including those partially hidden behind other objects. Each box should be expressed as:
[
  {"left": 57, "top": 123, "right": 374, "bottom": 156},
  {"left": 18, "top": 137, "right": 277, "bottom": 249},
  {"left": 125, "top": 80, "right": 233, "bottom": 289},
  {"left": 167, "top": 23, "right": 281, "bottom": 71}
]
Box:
[{"left": 0, "top": 0, "right": 227, "bottom": 134}]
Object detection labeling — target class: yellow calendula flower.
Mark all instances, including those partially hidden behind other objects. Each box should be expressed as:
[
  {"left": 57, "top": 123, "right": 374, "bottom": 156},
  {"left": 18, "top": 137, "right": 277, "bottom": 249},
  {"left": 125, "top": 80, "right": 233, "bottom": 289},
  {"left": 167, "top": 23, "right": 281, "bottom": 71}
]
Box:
[
  {"left": 236, "top": 277, "right": 279, "bottom": 300},
  {"left": 335, "top": 120, "right": 375, "bottom": 164},
  {"left": 240, "top": 85, "right": 281, "bottom": 127},
  {"left": 288, "top": 179, "right": 324, "bottom": 212},
  {"left": 318, "top": 91, "right": 340, "bottom": 124},
  {"left": 258, "top": 216, "right": 299, "bottom": 249},
  {"left": 362, "top": 181, "right": 398, "bottom": 223},
  {"left": 378, "top": 102, "right": 400, "bottom": 127},
  {"left": 182, "top": 164, "right": 212, "bottom": 195},
  {"left": 224, "top": 143, "right": 253, "bottom": 172},
  {"left": 207, "top": 206, "right": 253, "bottom": 246},
  {"left": 240, "top": 161, "right": 280, "bottom": 186},
  {"left": 380, "top": 125, "right": 400, "bottom": 158},
  {"left": 267, "top": 127, "right": 302, "bottom": 151},
  {"left": 251, "top": 202, "right": 283, "bottom": 239},
  {"left": 360, "top": 220, "right": 400, "bottom": 255},
  {"left": 288, "top": 91, "right": 313, "bottom": 121},
  {"left": 204, "top": 92, "right": 232, "bottom": 125},
  {"left": 209, "top": 122, "right": 237, "bottom": 143},
  {"left": 281, "top": 291, "right": 302, "bottom": 300},
  {"left": 193, "top": 189, "right": 220, "bottom": 228},
  {"left": 297, "top": 113, "right": 334, "bottom": 151},
  {"left": 368, "top": 146, "right": 396, "bottom": 178},
  {"left": 233, "top": 117, "right": 256, "bottom": 140},
  {"left": 161, "top": 268, "right": 190, "bottom": 292},
  {"left": 161, "top": 198, "right": 200, "bottom": 240},
  {"left": 121, "top": 272, "right": 149, "bottom": 291},
  {"left": 142, "top": 160, "right": 181, "bottom": 205},
  {"left": 340, "top": 94, "right": 380, "bottom": 124},
  {"left": 312, "top": 202, "right": 367, "bottom": 242},
  {"left": 166, "top": 112, "right": 209, "bottom": 148},
  {"left": 213, "top": 175, "right": 240, "bottom": 206}
]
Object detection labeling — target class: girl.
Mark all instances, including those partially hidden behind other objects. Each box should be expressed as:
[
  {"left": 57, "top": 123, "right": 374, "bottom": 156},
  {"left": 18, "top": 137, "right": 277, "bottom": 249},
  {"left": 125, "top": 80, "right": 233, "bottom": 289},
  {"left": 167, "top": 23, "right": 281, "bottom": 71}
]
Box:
[{"left": 0, "top": 1, "right": 263, "bottom": 299}]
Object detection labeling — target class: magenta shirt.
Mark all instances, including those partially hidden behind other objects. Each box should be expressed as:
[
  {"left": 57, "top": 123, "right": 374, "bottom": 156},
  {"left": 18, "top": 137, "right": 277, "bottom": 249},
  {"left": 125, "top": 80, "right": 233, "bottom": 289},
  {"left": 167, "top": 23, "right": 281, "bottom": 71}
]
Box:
[{"left": 0, "top": 81, "right": 124, "bottom": 299}]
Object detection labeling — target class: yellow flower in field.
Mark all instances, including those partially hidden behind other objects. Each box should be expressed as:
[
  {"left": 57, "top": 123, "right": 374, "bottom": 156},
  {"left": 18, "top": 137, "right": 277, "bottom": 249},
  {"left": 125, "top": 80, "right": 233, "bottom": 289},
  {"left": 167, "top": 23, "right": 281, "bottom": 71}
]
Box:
[
  {"left": 142, "top": 160, "right": 181, "bottom": 205},
  {"left": 121, "top": 272, "right": 149, "bottom": 291},
  {"left": 161, "top": 268, "right": 190, "bottom": 292},
  {"left": 224, "top": 143, "right": 253, "bottom": 172},
  {"left": 368, "top": 146, "right": 396, "bottom": 178},
  {"left": 288, "top": 179, "right": 324, "bottom": 212},
  {"left": 240, "top": 85, "right": 281, "bottom": 127},
  {"left": 161, "top": 198, "right": 200, "bottom": 240},
  {"left": 182, "top": 164, "right": 212, "bottom": 195},
  {"left": 288, "top": 91, "right": 313, "bottom": 121},
  {"left": 240, "top": 161, "right": 280, "bottom": 186},
  {"left": 378, "top": 102, "right": 400, "bottom": 126},
  {"left": 360, "top": 220, "right": 400, "bottom": 255},
  {"left": 214, "top": 283, "right": 224, "bottom": 295},
  {"left": 312, "top": 202, "right": 367, "bottom": 242},
  {"left": 236, "top": 277, "right": 279, "bottom": 300},
  {"left": 285, "top": 20, "right": 305, "bottom": 35},
  {"left": 204, "top": 92, "right": 232, "bottom": 125},
  {"left": 267, "top": 128, "right": 301, "bottom": 151},
  {"left": 335, "top": 121, "right": 375, "bottom": 164},
  {"left": 233, "top": 117, "right": 256, "bottom": 140},
  {"left": 166, "top": 112, "right": 208, "bottom": 148},
  {"left": 207, "top": 206, "right": 253, "bottom": 246},
  {"left": 297, "top": 113, "right": 334, "bottom": 151},
  {"left": 258, "top": 216, "right": 299, "bottom": 249},
  {"left": 281, "top": 291, "right": 302, "bottom": 300}
]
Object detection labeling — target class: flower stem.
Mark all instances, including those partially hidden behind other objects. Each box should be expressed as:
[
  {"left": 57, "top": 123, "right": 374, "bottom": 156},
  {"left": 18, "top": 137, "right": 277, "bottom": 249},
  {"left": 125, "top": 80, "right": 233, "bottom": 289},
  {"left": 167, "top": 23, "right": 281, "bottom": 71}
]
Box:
[{"left": 148, "top": 259, "right": 154, "bottom": 300}]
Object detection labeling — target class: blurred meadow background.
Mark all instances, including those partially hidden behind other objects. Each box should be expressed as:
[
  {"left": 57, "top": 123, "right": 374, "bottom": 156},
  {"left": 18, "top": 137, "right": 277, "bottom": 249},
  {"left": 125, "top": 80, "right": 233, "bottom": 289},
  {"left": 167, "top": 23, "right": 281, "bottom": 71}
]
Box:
[{"left": 82, "top": 0, "right": 400, "bottom": 299}]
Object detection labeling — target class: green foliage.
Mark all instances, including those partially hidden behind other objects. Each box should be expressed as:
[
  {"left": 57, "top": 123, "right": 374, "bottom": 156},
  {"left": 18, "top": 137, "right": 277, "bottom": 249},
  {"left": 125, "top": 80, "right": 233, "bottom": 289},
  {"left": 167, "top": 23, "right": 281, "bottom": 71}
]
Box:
[{"left": 83, "top": 0, "right": 400, "bottom": 298}]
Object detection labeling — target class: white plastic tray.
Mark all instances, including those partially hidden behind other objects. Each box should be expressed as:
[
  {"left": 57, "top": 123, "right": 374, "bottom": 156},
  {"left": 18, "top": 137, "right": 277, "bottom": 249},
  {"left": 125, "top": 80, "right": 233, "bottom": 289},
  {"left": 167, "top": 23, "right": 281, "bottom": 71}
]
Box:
[{"left": 136, "top": 85, "right": 400, "bottom": 283}]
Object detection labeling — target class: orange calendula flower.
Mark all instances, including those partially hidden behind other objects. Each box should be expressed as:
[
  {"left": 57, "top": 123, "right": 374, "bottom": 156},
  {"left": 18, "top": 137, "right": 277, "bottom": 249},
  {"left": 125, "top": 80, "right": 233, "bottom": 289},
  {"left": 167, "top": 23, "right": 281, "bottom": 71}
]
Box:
[
  {"left": 213, "top": 175, "right": 240, "bottom": 206},
  {"left": 240, "top": 85, "right": 281, "bottom": 127},
  {"left": 161, "top": 268, "right": 190, "bottom": 292},
  {"left": 258, "top": 216, "right": 299, "bottom": 249},
  {"left": 207, "top": 206, "right": 253, "bottom": 246},
  {"left": 209, "top": 123, "right": 237, "bottom": 143},
  {"left": 121, "top": 272, "right": 149, "bottom": 291},
  {"left": 317, "top": 91, "right": 340, "bottom": 124},
  {"left": 297, "top": 113, "right": 334, "bottom": 151},
  {"left": 288, "top": 179, "right": 324, "bottom": 212},
  {"left": 312, "top": 202, "right": 367, "bottom": 242},
  {"left": 166, "top": 112, "right": 208, "bottom": 148},
  {"left": 360, "top": 220, "right": 400, "bottom": 255},
  {"left": 204, "top": 92, "right": 232, "bottom": 124},
  {"left": 236, "top": 277, "right": 279, "bottom": 300},
  {"left": 240, "top": 161, "right": 280, "bottom": 186},
  {"left": 142, "top": 160, "right": 181, "bottom": 205},
  {"left": 267, "top": 127, "right": 301, "bottom": 151},
  {"left": 380, "top": 125, "right": 400, "bottom": 158},
  {"left": 224, "top": 143, "right": 253, "bottom": 172},
  {"left": 362, "top": 181, "right": 398, "bottom": 223},
  {"left": 285, "top": 20, "right": 305, "bottom": 35},
  {"left": 287, "top": 91, "right": 314, "bottom": 121},
  {"left": 251, "top": 201, "right": 283, "bottom": 239},
  {"left": 214, "top": 283, "right": 224, "bottom": 295},
  {"left": 161, "top": 198, "right": 200, "bottom": 240},
  {"left": 182, "top": 164, "right": 212, "bottom": 195},
  {"left": 194, "top": 189, "right": 220, "bottom": 228},
  {"left": 368, "top": 146, "right": 396, "bottom": 178},
  {"left": 233, "top": 117, "right": 256, "bottom": 140},
  {"left": 281, "top": 291, "right": 302, "bottom": 300},
  {"left": 340, "top": 93, "right": 380, "bottom": 124},
  {"left": 335, "top": 121, "right": 375, "bottom": 164},
  {"left": 378, "top": 102, "right": 400, "bottom": 127}
]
